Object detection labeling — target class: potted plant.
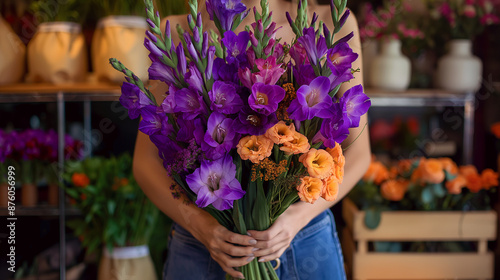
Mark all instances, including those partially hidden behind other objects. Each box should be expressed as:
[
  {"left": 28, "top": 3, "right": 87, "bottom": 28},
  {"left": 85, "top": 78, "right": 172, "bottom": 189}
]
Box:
[
  {"left": 27, "top": 0, "right": 88, "bottom": 84},
  {"left": 429, "top": 0, "right": 500, "bottom": 92},
  {"left": 64, "top": 154, "right": 159, "bottom": 280}
]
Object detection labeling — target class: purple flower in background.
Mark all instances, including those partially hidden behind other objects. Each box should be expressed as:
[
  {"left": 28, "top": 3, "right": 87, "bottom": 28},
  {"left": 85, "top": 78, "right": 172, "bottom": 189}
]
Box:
[
  {"left": 186, "top": 154, "right": 245, "bottom": 210},
  {"left": 317, "top": 111, "right": 350, "bottom": 148},
  {"left": 297, "top": 27, "right": 327, "bottom": 66},
  {"left": 288, "top": 76, "right": 334, "bottom": 121},
  {"left": 326, "top": 42, "right": 358, "bottom": 72},
  {"left": 222, "top": 30, "right": 250, "bottom": 65},
  {"left": 119, "top": 82, "right": 151, "bottom": 119},
  {"left": 337, "top": 85, "right": 371, "bottom": 127},
  {"left": 139, "top": 105, "right": 173, "bottom": 136},
  {"left": 206, "top": 0, "right": 247, "bottom": 32},
  {"left": 233, "top": 107, "right": 278, "bottom": 135},
  {"left": 293, "top": 64, "right": 316, "bottom": 88},
  {"left": 202, "top": 112, "right": 238, "bottom": 160},
  {"left": 209, "top": 81, "right": 244, "bottom": 114},
  {"left": 0, "top": 130, "right": 8, "bottom": 162},
  {"left": 248, "top": 83, "right": 285, "bottom": 116},
  {"left": 174, "top": 87, "right": 209, "bottom": 120}
]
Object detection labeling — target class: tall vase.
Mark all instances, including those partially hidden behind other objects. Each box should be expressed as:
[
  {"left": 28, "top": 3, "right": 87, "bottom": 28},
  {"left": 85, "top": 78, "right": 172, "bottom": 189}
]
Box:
[
  {"left": 92, "top": 16, "right": 150, "bottom": 83},
  {"left": 436, "top": 39, "right": 482, "bottom": 92},
  {"left": 0, "top": 15, "right": 26, "bottom": 85},
  {"left": 27, "top": 22, "right": 88, "bottom": 84},
  {"left": 98, "top": 245, "right": 157, "bottom": 280},
  {"left": 369, "top": 39, "right": 411, "bottom": 91}
]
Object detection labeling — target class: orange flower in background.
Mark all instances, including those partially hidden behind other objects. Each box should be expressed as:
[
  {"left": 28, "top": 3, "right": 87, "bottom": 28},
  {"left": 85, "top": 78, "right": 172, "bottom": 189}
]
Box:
[
  {"left": 280, "top": 131, "right": 310, "bottom": 155},
  {"left": 459, "top": 165, "right": 478, "bottom": 177},
  {"left": 326, "top": 142, "right": 345, "bottom": 183},
  {"left": 297, "top": 176, "right": 323, "bottom": 203},
  {"left": 420, "top": 158, "right": 445, "bottom": 184},
  {"left": 80, "top": 193, "right": 87, "bottom": 201},
  {"left": 380, "top": 179, "right": 409, "bottom": 201},
  {"left": 389, "top": 166, "right": 398, "bottom": 179},
  {"left": 72, "top": 173, "right": 90, "bottom": 188},
  {"left": 407, "top": 117, "right": 420, "bottom": 136},
  {"left": 237, "top": 135, "right": 273, "bottom": 164},
  {"left": 299, "top": 149, "right": 335, "bottom": 179},
  {"left": 481, "top": 169, "right": 499, "bottom": 189},
  {"left": 465, "top": 172, "right": 483, "bottom": 193},
  {"left": 265, "top": 121, "right": 296, "bottom": 144},
  {"left": 439, "top": 157, "right": 458, "bottom": 175},
  {"left": 445, "top": 174, "right": 467, "bottom": 194},
  {"left": 363, "top": 161, "right": 389, "bottom": 185},
  {"left": 322, "top": 175, "right": 340, "bottom": 201},
  {"left": 397, "top": 159, "right": 413, "bottom": 176},
  {"left": 491, "top": 122, "right": 500, "bottom": 139}
]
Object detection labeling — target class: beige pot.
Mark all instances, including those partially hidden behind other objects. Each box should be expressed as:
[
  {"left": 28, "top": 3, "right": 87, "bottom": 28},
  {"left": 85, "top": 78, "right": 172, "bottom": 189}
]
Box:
[
  {"left": 0, "top": 183, "right": 9, "bottom": 207},
  {"left": 92, "top": 16, "right": 150, "bottom": 83},
  {"left": 0, "top": 15, "right": 26, "bottom": 85},
  {"left": 21, "top": 183, "right": 37, "bottom": 207},
  {"left": 27, "top": 22, "right": 88, "bottom": 84},
  {"left": 98, "top": 245, "right": 157, "bottom": 280},
  {"left": 48, "top": 183, "right": 59, "bottom": 206}
]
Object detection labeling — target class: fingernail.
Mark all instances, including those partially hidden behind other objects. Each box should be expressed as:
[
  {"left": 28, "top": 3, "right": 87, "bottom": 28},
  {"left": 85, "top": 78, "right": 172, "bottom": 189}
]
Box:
[
  {"left": 258, "top": 257, "right": 265, "bottom": 262},
  {"left": 247, "top": 232, "right": 252, "bottom": 236},
  {"left": 246, "top": 256, "right": 255, "bottom": 262},
  {"left": 252, "top": 247, "right": 259, "bottom": 252},
  {"left": 238, "top": 275, "right": 245, "bottom": 279},
  {"left": 246, "top": 253, "right": 254, "bottom": 257},
  {"left": 249, "top": 239, "right": 257, "bottom": 245}
]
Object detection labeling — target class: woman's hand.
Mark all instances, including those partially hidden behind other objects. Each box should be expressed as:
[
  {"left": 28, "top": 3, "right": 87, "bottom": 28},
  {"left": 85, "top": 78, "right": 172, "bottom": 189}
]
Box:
[
  {"left": 192, "top": 217, "right": 258, "bottom": 279},
  {"left": 247, "top": 204, "right": 309, "bottom": 262}
]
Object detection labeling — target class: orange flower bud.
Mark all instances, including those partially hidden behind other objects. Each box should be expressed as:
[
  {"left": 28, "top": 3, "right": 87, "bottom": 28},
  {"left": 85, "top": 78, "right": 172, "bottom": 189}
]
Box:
[{"left": 72, "top": 173, "right": 90, "bottom": 188}]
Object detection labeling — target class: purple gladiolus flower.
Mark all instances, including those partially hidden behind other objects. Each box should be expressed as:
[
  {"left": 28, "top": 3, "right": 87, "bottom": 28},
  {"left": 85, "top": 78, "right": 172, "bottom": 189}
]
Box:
[
  {"left": 326, "top": 42, "right": 358, "bottom": 72},
  {"left": 253, "top": 56, "right": 286, "bottom": 86},
  {"left": 161, "top": 91, "right": 176, "bottom": 114},
  {"left": 213, "top": 58, "right": 238, "bottom": 83},
  {"left": 202, "top": 112, "right": 238, "bottom": 160},
  {"left": 297, "top": 27, "right": 327, "bottom": 66},
  {"left": 119, "top": 82, "right": 152, "bottom": 119},
  {"left": 233, "top": 107, "right": 278, "bottom": 135},
  {"left": 248, "top": 83, "right": 285, "bottom": 116},
  {"left": 174, "top": 87, "right": 209, "bottom": 120},
  {"left": 328, "top": 66, "right": 354, "bottom": 91},
  {"left": 186, "top": 63, "right": 205, "bottom": 94},
  {"left": 149, "top": 60, "right": 177, "bottom": 86},
  {"left": 338, "top": 85, "right": 371, "bottom": 127},
  {"left": 206, "top": 0, "right": 247, "bottom": 32},
  {"left": 293, "top": 64, "right": 316, "bottom": 87},
  {"left": 289, "top": 42, "right": 310, "bottom": 66},
  {"left": 317, "top": 111, "right": 350, "bottom": 148},
  {"left": 222, "top": 30, "right": 250, "bottom": 64},
  {"left": 185, "top": 154, "right": 245, "bottom": 210},
  {"left": 209, "top": 81, "right": 244, "bottom": 114},
  {"left": 139, "top": 105, "right": 173, "bottom": 136},
  {"left": 287, "top": 76, "right": 334, "bottom": 121}
]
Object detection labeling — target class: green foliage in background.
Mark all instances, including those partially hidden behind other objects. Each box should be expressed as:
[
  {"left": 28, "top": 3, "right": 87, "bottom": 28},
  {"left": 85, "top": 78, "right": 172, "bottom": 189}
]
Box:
[{"left": 30, "top": 0, "right": 88, "bottom": 23}]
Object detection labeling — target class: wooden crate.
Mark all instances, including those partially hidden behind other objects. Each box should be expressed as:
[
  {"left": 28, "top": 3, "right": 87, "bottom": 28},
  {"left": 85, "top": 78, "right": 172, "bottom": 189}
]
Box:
[{"left": 341, "top": 198, "right": 497, "bottom": 280}]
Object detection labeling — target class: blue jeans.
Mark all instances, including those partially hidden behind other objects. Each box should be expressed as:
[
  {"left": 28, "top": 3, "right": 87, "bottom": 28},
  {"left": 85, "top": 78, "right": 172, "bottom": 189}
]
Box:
[{"left": 162, "top": 209, "right": 346, "bottom": 280}]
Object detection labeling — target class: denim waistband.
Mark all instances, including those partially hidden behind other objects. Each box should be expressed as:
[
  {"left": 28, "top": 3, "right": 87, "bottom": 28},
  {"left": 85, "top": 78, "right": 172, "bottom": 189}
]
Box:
[{"left": 293, "top": 209, "right": 331, "bottom": 241}]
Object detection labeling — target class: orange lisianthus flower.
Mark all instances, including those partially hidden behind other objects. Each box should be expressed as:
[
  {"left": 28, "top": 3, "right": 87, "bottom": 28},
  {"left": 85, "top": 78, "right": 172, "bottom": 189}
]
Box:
[
  {"left": 326, "top": 142, "right": 345, "bottom": 183},
  {"left": 459, "top": 165, "right": 478, "bottom": 177},
  {"left": 299, "top": 148, "right": 335, "bottom": 179},
  {"left": 438, "top": 157, "right": 458, "bottom": 175},
  {"left": 445, "top": 174, "right": 467, "bottom": 194},
  {"left": 265, "top": 121, "right": 296, "bottom": 145},
  {"left": 465, "top": 172, "right": 483, "bottom": 193},
  {"left": 363, "top": 161, "right": 389, "bottom": 185},
  {"left": 321, "top": 175, "right": 340, "bottom": 201},
  {"left": 420, "top": 158, "right": 445, "bottom": 184},
  {"left": 72, "top": 173, "right": 90, "bottom": 188},
  {"left": 280, "top": 131, "right": 310, "bottom": 155},
  {"left": 490, "top": 122, "right": 500, "bottom": 139},
  {"left": 297, "top": 176, "right": 323, "bottom": 204},
  {"left": 237, "top": 135, "right": 273, "bottom": 164},
  {"left": 380, "top": 179, "right": 408, "bottom": 201},
  {"left": 397, "top": 159, "right": 413, "bottom": 176},
  {"left": 481, "top": 169, "right": 499, "bottom": 189}
]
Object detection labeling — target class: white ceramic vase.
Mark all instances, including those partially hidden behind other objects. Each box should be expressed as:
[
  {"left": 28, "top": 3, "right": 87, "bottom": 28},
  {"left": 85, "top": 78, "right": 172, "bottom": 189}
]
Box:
[
  {"left": 98, "top": 245, "right": 157, "bottom": 280},
  {"left": 92, "top": 16, "right": 150, "bottom": 83},
  {"left": 27, "top": 22, "right": 88, "bottom": 84},
  {"left": 436, "top": 39, "right": 482, "bottom": 92},
  {"left": 369, "top": 39, "right": 411, "bottom": 91}
]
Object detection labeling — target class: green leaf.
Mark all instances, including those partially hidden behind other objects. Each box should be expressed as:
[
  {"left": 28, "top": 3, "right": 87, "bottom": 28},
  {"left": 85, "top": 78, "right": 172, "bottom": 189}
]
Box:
[
  {"left": 364, "top": 207, "right": 381, "bottom": 230},
  {"left": 431, "top": 184, "right": 446, "bottom": 198},
  {"left": 252, "top": 179, "right": 270, "bottom": 231},
  {"left": 421, "top": 187, "right": 434, "bottom": 204},
  {"left": 232, "top": 200, "right": 247, "bottom": 234},
  {"left": 107, "top": 200, "right": 116, "bottom": 215}
]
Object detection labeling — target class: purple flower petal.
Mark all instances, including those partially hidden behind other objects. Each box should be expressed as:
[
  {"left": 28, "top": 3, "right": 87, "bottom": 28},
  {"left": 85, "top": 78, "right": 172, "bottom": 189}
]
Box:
[
  {"left": 202, "top": 112, "right": 238, "bottom": 160},
  {"left": 338, "top": 84, "right": 371, "bottom": 127},
  {"left": 233, "top": 107, "right": 278, "bottom": 135},
  {"left": 209, "top": 81, "right": 244, "bottom": 114},
  {"left": 248, "top": 83, "right": 285, "bottom": 116},
  {"left": 287, "top": 76, "right": 334, "bottom": 121},
  {"left": 119, "top": 82, "right": 151, "bottom": 119}
]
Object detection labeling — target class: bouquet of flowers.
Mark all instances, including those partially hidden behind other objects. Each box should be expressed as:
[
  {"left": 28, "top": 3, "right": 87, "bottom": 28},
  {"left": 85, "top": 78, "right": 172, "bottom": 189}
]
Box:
[
  {"left": 349, "top": 156, "right": 499, "bottom": 229},
  {"left": 109, "top": 0, "right": 370, "bottom": 278},
  {"left": 428, "top": 0, "right": 500, "bottom": 40},
  {"left": 63, "top": 154, "right": 159, "bottom": 253}
]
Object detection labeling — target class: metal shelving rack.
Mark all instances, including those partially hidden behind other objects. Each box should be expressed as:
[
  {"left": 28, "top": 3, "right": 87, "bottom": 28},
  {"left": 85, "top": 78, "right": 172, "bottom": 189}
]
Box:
[
  {"left": 0, "top": 83, "right": 120, "bottom": 280},
  {"left": 0, "top": 85, "right": 476, "bottom": 279}
]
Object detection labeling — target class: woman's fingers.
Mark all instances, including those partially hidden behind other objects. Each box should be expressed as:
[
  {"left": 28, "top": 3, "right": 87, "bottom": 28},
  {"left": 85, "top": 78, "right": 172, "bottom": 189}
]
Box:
[
  {"left": 222, "top": 228, "right": 258, "bottom": 246},
  {"left": 215, "top": 253, "right": 255, "bottom": 279},
  {"left": 253, "top": 239, "right": 290, "bottom": 260}
]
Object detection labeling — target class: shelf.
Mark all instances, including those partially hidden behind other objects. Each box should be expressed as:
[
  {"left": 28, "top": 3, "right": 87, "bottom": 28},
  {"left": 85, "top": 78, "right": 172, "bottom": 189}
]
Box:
[
  {"left": 0, "top": 205, "right": 81, "bottom": 216},
  {"left": 0, "top": 83, "right": 121, "bottom": 103},
  {"left": 366, "top": 88, "right": 475, "bottom": 107}
]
